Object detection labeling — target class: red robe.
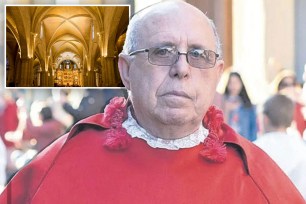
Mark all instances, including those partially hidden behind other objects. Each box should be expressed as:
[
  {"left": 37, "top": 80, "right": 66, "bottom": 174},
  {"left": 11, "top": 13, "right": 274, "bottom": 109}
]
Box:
[{"left": 0, "top": 113, "right": 304, "bottom": 204}]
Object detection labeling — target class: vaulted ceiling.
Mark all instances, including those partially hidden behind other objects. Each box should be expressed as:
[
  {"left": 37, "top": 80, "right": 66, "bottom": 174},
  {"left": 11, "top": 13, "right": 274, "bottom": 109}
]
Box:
[{"left": 6, "top": 5, "right": 129, "bottom": 87}]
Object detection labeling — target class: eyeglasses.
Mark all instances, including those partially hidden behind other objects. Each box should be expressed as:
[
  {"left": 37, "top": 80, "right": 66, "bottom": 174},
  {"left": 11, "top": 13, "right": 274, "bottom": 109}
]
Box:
[{"left": 129, "top": 46, "right": 219, "bottom": 69}]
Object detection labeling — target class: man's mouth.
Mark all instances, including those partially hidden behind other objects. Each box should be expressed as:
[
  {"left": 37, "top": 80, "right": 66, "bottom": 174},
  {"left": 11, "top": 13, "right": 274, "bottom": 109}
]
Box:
[{"left": 162, "top": 91, "right": 191, "bottom": 99}]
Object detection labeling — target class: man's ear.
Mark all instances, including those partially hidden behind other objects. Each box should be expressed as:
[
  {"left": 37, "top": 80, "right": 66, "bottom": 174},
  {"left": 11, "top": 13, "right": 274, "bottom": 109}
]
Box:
[
  {"left": 118, "top": 53, "right": 131, "bottom": 90},
  {"left": 215, "top": 59, "right": 224, "bottom": 83}
]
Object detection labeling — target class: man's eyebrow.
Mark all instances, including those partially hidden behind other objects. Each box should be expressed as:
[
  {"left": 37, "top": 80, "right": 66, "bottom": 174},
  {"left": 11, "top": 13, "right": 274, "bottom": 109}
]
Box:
[
  {"left": 188, "top": 43, "right": 208, "bottom": 50},
  {"left": 153, "top": 41, "right": 176, "bottom": 47}
]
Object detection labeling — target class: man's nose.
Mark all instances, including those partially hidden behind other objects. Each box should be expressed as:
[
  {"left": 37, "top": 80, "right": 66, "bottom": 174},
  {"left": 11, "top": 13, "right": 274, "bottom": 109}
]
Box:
[{"left": 169, "top": 53, "right": 190, "bottom": 79}]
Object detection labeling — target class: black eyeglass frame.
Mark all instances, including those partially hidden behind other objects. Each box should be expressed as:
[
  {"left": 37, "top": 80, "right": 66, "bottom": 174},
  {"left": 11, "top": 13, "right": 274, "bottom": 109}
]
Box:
[{"left": 128, "top": 47, "right": 220, "bottom": 69}]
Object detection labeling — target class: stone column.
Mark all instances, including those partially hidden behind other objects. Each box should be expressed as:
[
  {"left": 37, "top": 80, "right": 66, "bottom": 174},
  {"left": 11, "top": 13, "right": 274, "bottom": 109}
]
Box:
[
  {"left": 48, "top": 71, "right": 53, "bottom": 87},
  {"left": 6, "top": 62, "right": 15, "bottom": 86},
  {"left": 83, "top": 71, "right": 88, "bottom": 87},
  {"left": 100, "top": 57, "right": 107, "bottom": 86},
  {"left": 78, "top": 70, "right": 83, "bottom": 87},
  {"left": 19, "top": 58, "right": 34, "bottom": 87},
  {"left": 40, "top": 70, "right": 49, "bottom": 87},
  {"left": 101, "top": 56, "right": 117, "bottom": 86},
  {"left": 95, "top": 70, "right": 100, "bottom": 87},
  {"left": 14, "top": 58, "right": 22, "bottom": 87},
  {"left": 36, "top": 69, "right": 42, "bottom": 87},
  {"left": 87, "top": 70, "right": 96, "bottom": 87}
]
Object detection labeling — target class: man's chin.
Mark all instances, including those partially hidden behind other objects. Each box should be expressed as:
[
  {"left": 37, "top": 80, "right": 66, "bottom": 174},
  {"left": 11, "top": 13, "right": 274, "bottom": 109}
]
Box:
[
  {"left": 159, "top": 96, "right": 193, "bottom": 109},
  {"left": 157, "top": 110, "right": 195, "bottom": 126}
]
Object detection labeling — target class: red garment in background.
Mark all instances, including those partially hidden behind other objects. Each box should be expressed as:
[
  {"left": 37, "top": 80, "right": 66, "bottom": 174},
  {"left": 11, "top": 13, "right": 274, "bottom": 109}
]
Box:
[
  {"left": 294, "top": 102, "right": 306, "bottom": 136},
  {"left": 0, "top": 101, "right": 19, "bottom": 148},
  {"left": 0, "top": 114, "right": 304, "bottom": 204},
  {"left": 23, "top": 119, "right": 65, "bottom": 152}
]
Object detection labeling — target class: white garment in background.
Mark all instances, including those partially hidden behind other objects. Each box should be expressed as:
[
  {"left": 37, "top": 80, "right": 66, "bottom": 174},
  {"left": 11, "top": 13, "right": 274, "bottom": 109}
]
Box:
[
  {"left": 254, "top": 132, "right": 306, "bottom": 200},
  {"left": 0, "top": 137, "right": 7, "bottom": 192}
]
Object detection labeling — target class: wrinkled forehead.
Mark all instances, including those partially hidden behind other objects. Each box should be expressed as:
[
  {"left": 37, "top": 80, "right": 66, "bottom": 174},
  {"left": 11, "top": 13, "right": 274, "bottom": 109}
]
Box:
[{"left": 135, "top": 2, "right": 216, "bottom": 49}]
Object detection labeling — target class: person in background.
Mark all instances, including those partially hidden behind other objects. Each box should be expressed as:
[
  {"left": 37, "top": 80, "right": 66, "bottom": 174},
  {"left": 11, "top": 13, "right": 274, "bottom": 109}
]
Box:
[
  {"left": 0, "top": 138, "right": 6, "bottom": 193},
  {"left": 23, "top": 106, "right": 66, "bottom": 152},
  {"left": 0, "top": 90, "right": 19, "bottom": 149},
  {"left": 61, "top": 89, "right": 127, "bottom": 127},
  {"left": 0, "top": 1, "right": 304, "bottom": 203},
  {"left": 221, "top": 72, "right": 257, "bottom": 141},
  {"left": 254, "top": 94, "right": 306, "bottom": 200},
  {"left": 272, "top": 69, "right": 305, "bottom": 137},
  {"left": 0, "top": 90, "right": 19, "bottom": 184}
]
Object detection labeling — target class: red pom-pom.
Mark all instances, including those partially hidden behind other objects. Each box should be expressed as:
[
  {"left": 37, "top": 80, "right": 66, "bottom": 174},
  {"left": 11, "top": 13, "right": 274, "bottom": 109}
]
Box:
[
  {"left": 200, "top": 132, "right": 227, "bottom": 163},
  {"left": 104, "top": 128, "right": 131, "bottom": 150},
  {"left": 203, "top": 105, "right": 224, "bottom": 133},
  {"left": 103, "top": 97, "right": 128, "bottom": 128},
  {"left": 201, "top": 106, "right": 227, "bottom": 163},
  {"left": 102, "top": 97, "right": 131, "bottom": 150}
]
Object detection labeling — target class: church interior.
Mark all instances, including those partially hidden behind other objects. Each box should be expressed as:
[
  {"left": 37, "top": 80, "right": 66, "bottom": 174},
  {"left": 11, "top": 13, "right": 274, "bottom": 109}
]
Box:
[{"left": 6, "top": 5, "right": 129, "bottom": 87}]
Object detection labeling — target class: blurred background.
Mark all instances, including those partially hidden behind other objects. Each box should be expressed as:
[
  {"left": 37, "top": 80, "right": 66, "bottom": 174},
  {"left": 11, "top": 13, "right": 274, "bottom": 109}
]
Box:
[
  {"left": 0, "top": 0, "right": 305, "bottom": 103},
  {"left": 0, "top": 0, "right": 305, "bottom": 193}
]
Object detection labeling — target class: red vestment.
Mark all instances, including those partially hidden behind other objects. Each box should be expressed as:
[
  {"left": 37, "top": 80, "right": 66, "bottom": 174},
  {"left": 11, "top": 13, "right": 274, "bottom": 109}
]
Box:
[{"left": 0, "top": 111, "right": 304, "bottom": 203}]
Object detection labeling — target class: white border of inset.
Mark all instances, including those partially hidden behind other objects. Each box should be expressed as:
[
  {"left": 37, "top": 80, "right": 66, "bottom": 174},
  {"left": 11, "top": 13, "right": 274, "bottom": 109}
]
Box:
[{"left": 4, "top": 4, "right": 131, "bottom": 90}]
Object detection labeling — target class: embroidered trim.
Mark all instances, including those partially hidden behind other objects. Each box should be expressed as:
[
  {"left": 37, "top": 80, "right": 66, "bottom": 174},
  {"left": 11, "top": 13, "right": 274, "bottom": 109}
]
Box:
[{"left": 122, "top": 107, "right": 209, "bottom": 150}]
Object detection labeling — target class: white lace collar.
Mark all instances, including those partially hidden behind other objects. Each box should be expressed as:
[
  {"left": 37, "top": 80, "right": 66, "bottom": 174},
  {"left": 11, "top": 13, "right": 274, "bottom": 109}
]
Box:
[{"left": 122, "top": 107, "right": 209, "bottom": 150}]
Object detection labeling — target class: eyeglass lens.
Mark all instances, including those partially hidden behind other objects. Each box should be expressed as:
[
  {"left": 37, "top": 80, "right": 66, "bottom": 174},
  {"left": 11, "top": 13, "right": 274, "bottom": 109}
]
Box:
[{"left": 147, "top": 47, "right": 217, "bottom": 69}]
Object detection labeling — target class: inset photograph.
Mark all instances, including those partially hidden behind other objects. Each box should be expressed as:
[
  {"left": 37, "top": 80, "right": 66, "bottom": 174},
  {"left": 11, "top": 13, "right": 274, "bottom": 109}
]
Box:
[{"left": 5, "top": 5, "right": 129, "bottom": 88}]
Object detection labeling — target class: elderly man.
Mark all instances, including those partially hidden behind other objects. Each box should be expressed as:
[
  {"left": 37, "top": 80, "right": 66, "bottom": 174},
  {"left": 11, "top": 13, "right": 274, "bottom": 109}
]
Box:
[{"left": 0, "top": 1, "right": 304, "bottom": 203}]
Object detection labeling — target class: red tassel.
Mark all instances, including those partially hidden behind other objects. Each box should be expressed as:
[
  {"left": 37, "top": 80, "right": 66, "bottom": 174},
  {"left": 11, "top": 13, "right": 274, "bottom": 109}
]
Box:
[
  {"left": 102, "top": 97, "right": 128, "bottom": 128},
  {"left": 201, "top": 106, "right": 227, "bottom": 163},
  {"left": 200, "top": 132, "right": 227, "bottom": 163},
  {"left": 104, "top": 128, "right": 131, "bottom": 150},
  {"left": 103, "top": 97, "right": 131, "bottom": 150}
]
